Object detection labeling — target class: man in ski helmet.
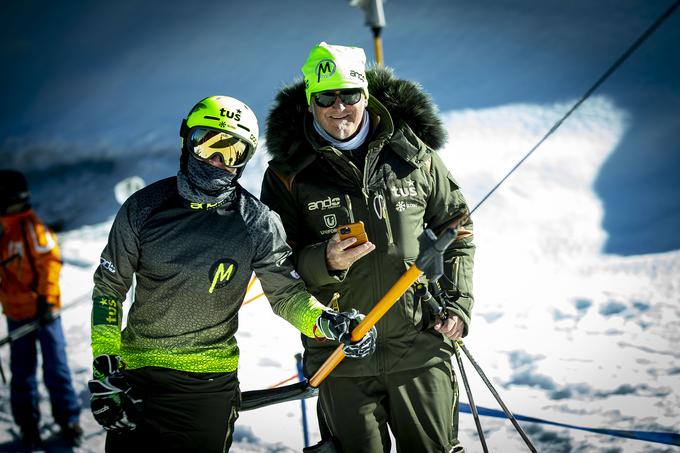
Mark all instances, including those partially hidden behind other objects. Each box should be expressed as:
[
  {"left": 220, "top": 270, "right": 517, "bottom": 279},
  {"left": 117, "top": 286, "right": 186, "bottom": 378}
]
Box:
[
  {"left": 89, "top": 95, "right": 377, "bottom": 452},
  {"left": 260, "top": 43, "right": 475, "bottom": 452},
  {"left": 0, "top": 169, "right": 83, "bottom": 448}
]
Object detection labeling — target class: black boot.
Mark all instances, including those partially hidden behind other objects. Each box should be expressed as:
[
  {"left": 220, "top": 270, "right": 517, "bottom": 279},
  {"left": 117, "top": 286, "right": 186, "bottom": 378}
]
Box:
[
  {"left": 60, "top": 421, "right": 84, "bottom": 447},
  {"left": 19, "top": 424, "right": 42, "bottom": 450}
]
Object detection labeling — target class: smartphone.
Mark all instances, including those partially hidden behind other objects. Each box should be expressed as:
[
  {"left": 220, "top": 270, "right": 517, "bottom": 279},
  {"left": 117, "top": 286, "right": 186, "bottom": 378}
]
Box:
[{"left": 337, "top": 221, "right": 368, "bottom": 247}]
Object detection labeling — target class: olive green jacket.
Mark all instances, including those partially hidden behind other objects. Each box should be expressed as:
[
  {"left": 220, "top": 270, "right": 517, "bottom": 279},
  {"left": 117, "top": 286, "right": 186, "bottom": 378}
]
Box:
[{"left": 261, "top": 67, "right": 475, "bottom": 377}]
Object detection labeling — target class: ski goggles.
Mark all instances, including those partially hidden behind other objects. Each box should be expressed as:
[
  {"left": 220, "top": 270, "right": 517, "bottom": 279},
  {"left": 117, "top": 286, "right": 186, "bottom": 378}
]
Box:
[
  {"left": 312, "top": 88, "right": 364, "bottom": 108},
  {"left": 188, "top": 127, "right": 251, "bottom": 167}
]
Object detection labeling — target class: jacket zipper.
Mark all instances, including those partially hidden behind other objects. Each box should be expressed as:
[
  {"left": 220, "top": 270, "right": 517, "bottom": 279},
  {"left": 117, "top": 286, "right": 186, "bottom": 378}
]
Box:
[
  {"left": 331, "top": 147, "right": 386, "bottom": 373},
  {"left": 452, "top": 256, "right": 460, "bottom": 289},
  {"left": 344, "top": 195, "right": 355, "bottom": 223},
  {"left": 359, "top": 187, "right": 387, "bottom": 374},
  {"left": 372, "top": 191, "right": 394, "bottom": 246}
]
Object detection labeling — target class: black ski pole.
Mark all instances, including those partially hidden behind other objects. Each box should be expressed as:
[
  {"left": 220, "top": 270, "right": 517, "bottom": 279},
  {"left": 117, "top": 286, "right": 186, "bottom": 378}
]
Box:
[
  {"left": 0, "top": 254, "right": 19, "bottom": 268},
  {"left": 453, "top": 341, "right": 489, "bottom": 453},
  {"left": 0, "top": 319, "right": 43, "bottom": 348},
  {"left": 0, "top": 290, "right": 91, "bottom": 350},
  {"left": 458, "top": 341, "right": 538, "bottom": 453},
  {"left": 0, "top": 253, "right": 30, "bottom": 383}
]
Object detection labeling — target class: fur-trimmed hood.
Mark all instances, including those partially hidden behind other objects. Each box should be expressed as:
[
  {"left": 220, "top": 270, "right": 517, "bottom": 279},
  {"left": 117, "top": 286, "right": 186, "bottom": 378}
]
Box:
[{"left": 265, "top": 66, "right": 447, "bottom": 162}]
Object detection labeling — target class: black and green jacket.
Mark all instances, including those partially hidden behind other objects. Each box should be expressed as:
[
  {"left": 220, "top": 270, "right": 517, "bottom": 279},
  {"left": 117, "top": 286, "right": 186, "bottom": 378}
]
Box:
[
  {"left": 261, "top": 66, "right": 475, "bottom": 377},
  {"left": 92, "top": 177, "right": 325, "bottom": 373}
]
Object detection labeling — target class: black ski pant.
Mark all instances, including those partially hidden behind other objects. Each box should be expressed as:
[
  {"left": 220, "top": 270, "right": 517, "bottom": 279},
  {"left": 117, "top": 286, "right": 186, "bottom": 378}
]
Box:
[
  {"left": 318, "top": 361, "right": 460, "bottom": 453},
  {"left": 105, "top": 366, "right": 240, "bottom": 453}
]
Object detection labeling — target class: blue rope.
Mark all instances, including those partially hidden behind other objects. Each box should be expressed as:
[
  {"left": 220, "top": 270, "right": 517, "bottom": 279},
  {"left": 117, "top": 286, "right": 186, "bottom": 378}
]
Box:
[{"left": 460, "top": 403, "right": 680, "bottom": 447}]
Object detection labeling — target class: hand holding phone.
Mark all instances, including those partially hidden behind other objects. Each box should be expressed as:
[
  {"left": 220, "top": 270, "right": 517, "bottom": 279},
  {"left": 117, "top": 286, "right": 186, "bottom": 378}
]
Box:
[
  {"left": 337, "top": 221, "right": 368, "bottom": 248},
  {"left": 327, "top": 221, "right": 375, "bottom": 271}
]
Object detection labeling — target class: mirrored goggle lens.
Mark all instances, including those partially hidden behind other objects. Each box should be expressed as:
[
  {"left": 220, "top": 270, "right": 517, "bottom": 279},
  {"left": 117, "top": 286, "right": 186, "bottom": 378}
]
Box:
[
  {"left": 189, "top": 128, "right": 250, "bottom": 167},
  {"left": 313, "top": 89, "right": 363, "bottom": 108}
]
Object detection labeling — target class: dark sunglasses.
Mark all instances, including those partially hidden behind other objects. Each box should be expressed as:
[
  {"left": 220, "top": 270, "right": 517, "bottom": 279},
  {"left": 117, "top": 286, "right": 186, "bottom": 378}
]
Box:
[{"left": 313, "top": 89, "right": 363, "bottom": 108}]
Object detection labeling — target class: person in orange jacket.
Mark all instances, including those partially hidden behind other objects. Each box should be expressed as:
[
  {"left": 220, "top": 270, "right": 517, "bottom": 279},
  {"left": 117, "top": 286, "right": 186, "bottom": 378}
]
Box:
[{"left": 0, "top": 169, "right": 82, "bottom": 448}]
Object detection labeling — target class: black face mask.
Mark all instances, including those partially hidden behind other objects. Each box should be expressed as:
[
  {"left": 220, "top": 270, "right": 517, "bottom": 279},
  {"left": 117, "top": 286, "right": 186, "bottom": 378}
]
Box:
[{"left": 176, "top": 156, "right": 238, "bottom": 206}]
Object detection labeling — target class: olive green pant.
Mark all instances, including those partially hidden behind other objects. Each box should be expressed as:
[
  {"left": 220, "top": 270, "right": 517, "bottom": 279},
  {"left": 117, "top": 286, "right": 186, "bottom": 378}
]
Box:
[{"left": 318, "top": 361, "right": 460, "bottom": 453}]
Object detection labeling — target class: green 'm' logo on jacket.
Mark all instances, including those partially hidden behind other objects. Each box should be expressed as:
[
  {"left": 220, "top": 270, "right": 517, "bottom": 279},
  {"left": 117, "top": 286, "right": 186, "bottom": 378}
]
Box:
[{"left": 208, "top": 259, "right": 238, "bottom": 294}]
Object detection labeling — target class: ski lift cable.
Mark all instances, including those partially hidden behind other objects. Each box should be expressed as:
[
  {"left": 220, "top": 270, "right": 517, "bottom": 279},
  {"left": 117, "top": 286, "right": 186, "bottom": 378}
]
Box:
[
  {"left": 241, "top": 1, "right": 680, "bottom": 444},
  {"left": 241, "top": 0, "right": 680, "bottom": 306},
  {"left": 468, "top": 0, "right": 680, "bottom": 218}
]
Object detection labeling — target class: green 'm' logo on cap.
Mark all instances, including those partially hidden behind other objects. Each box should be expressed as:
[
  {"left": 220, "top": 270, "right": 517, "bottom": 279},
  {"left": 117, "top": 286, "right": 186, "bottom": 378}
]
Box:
[{"left": 315, "top": 59, "right": 336, "bottom": 82}]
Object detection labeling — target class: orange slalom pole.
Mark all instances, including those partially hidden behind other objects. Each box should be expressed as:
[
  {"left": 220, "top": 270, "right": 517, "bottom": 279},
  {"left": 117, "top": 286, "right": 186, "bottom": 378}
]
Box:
[
  {"left": 246, "top": 274, "right": 258, "bottom": 292},
  {"left": 373, "top": 34, "right": 384, "bottom": 66},
  {"left": 308, "top": 211, "right": 468, "bottom": 389},
  {"left": 242, "top": 292, "right": 265, "bottom": 306},
  {"left": 268, "top": 372, "right": 299, "bottom": 389},
  {"left": 309, "top": 264, "right": 423, "bottom": 387}
]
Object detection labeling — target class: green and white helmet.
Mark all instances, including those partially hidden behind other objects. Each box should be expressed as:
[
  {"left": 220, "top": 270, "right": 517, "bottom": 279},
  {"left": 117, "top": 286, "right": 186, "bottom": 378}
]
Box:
[{"left": 180, "top": 96, "right": 259, "bottom": 168}]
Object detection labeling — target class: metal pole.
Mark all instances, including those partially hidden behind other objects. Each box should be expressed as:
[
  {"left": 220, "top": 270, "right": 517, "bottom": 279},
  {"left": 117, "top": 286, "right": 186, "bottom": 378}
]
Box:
[
  {"left": 458, "top": 341, "right": 538, "bottom": 452},
  {"left": 295, "top": 353, "right": 310, "bottom": 447},
  {"left": 350, "top": 0, "right": 386, "bottom": 64},
  {"left": 372, "top": 27, "right": 384, "bottom": 66},
  {"left": 454, "top": 342, "right": 488, "bottom": 452}
]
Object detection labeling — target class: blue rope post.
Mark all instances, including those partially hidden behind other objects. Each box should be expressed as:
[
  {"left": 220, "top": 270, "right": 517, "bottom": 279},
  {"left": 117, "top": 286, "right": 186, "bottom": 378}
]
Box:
[{"left": 295, "top": 353, "right": 310, "bottom": 447}]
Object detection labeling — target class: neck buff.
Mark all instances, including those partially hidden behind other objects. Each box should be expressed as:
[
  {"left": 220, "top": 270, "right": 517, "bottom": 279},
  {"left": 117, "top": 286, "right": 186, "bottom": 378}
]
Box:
[
  {"left": 313, "top": 110, "right": 370, "bottom": 151},
  {"left": 176, "top": 156, "right": 237, "bottom": 206}
]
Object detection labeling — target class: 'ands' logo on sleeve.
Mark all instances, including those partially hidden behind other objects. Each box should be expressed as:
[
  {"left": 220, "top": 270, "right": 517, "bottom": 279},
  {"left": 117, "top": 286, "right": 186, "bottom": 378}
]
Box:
[{"left": 100, "top": 257, "right": 116, "bottom": 274}]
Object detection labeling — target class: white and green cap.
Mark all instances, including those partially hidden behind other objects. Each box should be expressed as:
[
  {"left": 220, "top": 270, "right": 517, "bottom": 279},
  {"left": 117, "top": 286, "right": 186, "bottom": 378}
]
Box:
[{"left": 301, "top": 42, "right": 369, "bottom": 106}]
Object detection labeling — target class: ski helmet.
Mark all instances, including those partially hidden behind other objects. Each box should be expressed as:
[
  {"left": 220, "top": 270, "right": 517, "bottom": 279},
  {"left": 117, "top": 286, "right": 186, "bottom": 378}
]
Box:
[
  {"left": 179, "top": 96, "right": 259, "bottom": 171},
  {"left": 0, "top": 169, "right": 31, "bottom": 214}
]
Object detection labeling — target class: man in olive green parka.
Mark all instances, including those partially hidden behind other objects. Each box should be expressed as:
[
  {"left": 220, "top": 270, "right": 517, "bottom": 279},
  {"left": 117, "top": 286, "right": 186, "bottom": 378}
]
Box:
[{"left": 261, "top": 42, "right": 475, "bottom": 453}]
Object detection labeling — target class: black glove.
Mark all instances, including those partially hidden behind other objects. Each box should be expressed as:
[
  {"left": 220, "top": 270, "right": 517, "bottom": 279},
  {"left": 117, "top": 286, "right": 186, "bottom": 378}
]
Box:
[
  {"left": 316, "top": 309, "right": 377, "bottom": 359},
  {"left": 88, "top": 355, "right": 142, "bottom": 431},
  {"left": 36, "top": 295, "right": 56, "bottom": 325}
]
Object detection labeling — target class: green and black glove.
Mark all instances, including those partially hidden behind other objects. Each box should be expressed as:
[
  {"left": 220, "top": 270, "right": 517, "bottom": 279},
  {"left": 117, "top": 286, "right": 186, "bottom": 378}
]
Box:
[
  {"left": 316, "top": 309, "right": 377, "bottom": 359},
  {"left": 88, "top": 355, "right": 142, "bottom": 431}
]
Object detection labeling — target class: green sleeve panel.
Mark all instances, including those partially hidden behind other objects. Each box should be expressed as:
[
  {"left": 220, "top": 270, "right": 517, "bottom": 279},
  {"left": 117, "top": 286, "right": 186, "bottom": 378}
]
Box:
[
  {"left": 91, "top": 295, "right": 123, "bottom": 357},
  {"left": 425, "top": 152, "right": 476, "bottom": 336},
  {"left": 92, "top": 195, "right": 139, "bottom": 359},
  {"left": 122, "top": 341, "right": 239, "bottom": 373},
  {"left": 272, "top": 291, "right": 326, "bottom": 338},
  {"left": 92, "top": 293, "right": 241, "bottom": 372},
  {"left": 91, "top": 325, "right": 121, "bottom": 357}
]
